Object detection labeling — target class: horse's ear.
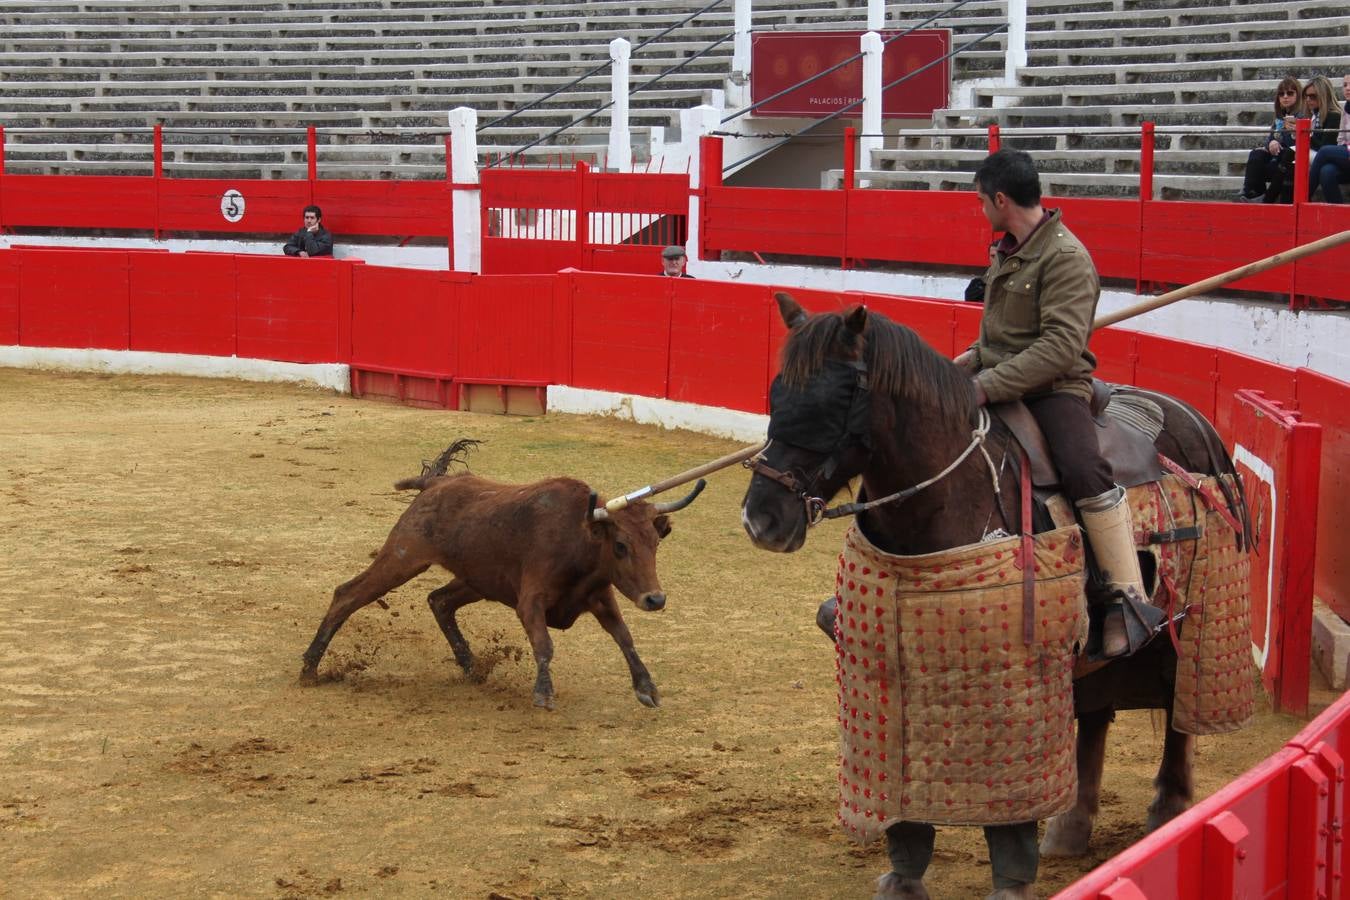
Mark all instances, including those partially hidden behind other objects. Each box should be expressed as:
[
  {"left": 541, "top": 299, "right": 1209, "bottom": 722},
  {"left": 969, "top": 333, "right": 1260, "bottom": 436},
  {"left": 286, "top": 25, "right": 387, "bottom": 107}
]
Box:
[
  {"left": 774, "top": 291, "right": 808, "bottom": 329},
  {"left": 844, "top": 304, "right": 868, "bottom": 335}
]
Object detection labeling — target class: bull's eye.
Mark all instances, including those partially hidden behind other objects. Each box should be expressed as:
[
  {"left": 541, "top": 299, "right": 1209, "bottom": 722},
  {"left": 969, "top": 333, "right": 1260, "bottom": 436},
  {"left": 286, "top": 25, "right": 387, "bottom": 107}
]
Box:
[{"left": 614, "top": 540, "right": 629, "bottom": 559}]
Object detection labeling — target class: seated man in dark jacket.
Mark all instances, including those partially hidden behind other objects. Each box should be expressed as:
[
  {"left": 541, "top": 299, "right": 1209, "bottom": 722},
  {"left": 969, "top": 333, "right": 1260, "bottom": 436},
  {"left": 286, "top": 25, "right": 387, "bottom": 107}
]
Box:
[{"left": 283, "top": 205, "right": 333, "bottom": 257}]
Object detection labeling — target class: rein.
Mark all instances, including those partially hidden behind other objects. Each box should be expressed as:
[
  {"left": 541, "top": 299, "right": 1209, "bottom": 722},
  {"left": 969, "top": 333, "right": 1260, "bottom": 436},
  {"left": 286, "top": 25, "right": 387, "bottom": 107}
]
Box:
[{"left": 746, "top": 408, "right": 996, "bottom": 526}]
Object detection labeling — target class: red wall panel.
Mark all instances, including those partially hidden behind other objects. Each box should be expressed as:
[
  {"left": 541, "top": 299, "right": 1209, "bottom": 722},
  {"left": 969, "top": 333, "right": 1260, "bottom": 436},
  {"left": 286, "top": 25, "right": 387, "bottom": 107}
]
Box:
[
  {"left": 481, "top": 237, "right": 578, "bottom": 276},
  {"left": 668, "top": 280, "right": 771, "bottom": 413},
  {"left": 569, "top": 272, "right": 670, "bottom": 399},
  {"left": 455, "top": 274, "right": 555, "bottom": 383},
  {"left": 1141, "top": 200, "right": 1295, "bottom": 294},
  {"left": 0, "top": 250, "right": 18, "bottom": 344},
  {"left": 588, "top": 172, "right": 687, "bottom": 214},
  {"left": 350, "top": 264, "right": 453, "bottom": 374},
  {"left": 1048, "top": 195, "right": 1143, "bottom": 285},
  {"left": 845, "top": 189, "right": 991, "bottom": 267},
  {"left": 235, "top": 255, "right": 348, "bottom": 363},
  {"left": 1296, "top": 368, "right": 1350, "bottom": 621},
  {"left": 1293, "top": 204, "right": 1350, "bottom": 306},
  {"left": 703, "top": 186, "right": 845, "bottom": 259},
  {"left": 313, "top": 180, "right": 450, "bottom": 238},
  {"left": 157, "top": 179, "right": 311, "bottom": 236},
  {"left": 1213, "top": 349, "right": 1298, "bottom": 438},
  {"left": 129, "top": 251, "right": 237, "bottom": 357},
  {"left": 18, "top": 248, "right": 132, "bottom": 349},
  {"left": 1132, "top": 335, "right": 1218, "bottom": 419},
  {"left": 1, "top": 175, "right": 156, "bottom": 230},
  {"left": 1086, "top": 327, "right": 1138, "bottom": 387},
  {"left": 862, "top": 293, "right": 961, "bottom": 357}
]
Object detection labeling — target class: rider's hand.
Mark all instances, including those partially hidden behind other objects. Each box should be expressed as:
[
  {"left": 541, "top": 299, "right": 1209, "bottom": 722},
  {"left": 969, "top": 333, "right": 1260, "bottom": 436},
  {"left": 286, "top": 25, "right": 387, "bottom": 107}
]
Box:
[{"left": 971, "top": 378, "right": 988, "bottom": 407}]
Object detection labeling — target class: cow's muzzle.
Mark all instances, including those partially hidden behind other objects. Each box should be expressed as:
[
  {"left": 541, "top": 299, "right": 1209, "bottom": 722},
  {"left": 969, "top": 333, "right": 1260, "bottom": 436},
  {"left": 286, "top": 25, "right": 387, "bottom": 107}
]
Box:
[{"left": 639, "top": 592, "right": 666, "bottom": 612}]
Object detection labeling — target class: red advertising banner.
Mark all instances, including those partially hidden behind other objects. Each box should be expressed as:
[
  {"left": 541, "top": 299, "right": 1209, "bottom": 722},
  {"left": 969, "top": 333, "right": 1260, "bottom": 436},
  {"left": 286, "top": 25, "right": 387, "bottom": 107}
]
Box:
[
  {"left": 1230, "top": 388, "right": 1320, "bottom": 715},
  {"left": 750, "top": 29, "right": 950, "bottom": 119}
]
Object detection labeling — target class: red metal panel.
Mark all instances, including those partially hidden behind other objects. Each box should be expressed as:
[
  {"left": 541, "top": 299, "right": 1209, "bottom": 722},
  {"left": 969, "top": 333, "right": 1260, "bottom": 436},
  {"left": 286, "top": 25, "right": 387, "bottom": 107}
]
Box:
[
  {"left": 350, "top": 264, "right": 453, "bottom": 374},
  {"left": 1213, "top": 349, "right": 1298, "bottom": 439},
  {"left": 750, "top": 30, "right": 950, "bottom": 119},
  {"left": 952, "top": 302, "right": 982, "bottom": 355},
  {"left": 1295, "top": 368, "right": 1350, "bottom": 621},
  {"left": 862, "top": 293, "right": 961, "bottom": 357},
  {"left": 235, "top": 255, "right": 346, "bottom": 363},
  {"left": 845, "top": 189, "right": 990, "bottom": 267},
  {"left": 157, "top": 178, "right": 311, "bottom": 235},
  {"left": 1086, "top": 327, "right": 1138, "bottom": 387},
  {"left": 0, "top": 249, "right": 18, "bottom": 344},
  {"left": 1140, "top": 200, "right": 1295, "bottom": 294},
  {"left": 1294, "top": 203, "right": 1350, "bottom": 306},
  {"left": 703, "top": 186, "right": 846, "bottom": 258},
  {"left": 1048, "top": 196, "right": 1142, "bottom": 285},
  {"left": 765, "top": 286, "right": 851, "bottom": 383},
  {"left": 18, "top": 247, "right": 131, "bottom": 349},
  {"left": 668, "top": 279, "right": 770, "bottom": 413},
  {"left": 569, "top": 271, "right": 670, "bottom": 399},
  {"left": 1231, "top": 389, "right": 1319, "bottom": 713},
  {"left": 586, "top": 244, "right": 673, "bottom": 276},
  {"left": 313, "top": 180, "right": 450, "bottom": 237},
  {"left": 1132, "top": 335, "right": 1218, "bottom": 420},
  {"left": 481, "top": 237, "right": 578, "bottom": 275},
  {"left": 3, "top": 175, "right": 156, "bottom": 230},
  {"left": 480, "top": 167, "right": 577, "bottom": 209},
  {"left": 128, "top": 251, "right": 237, "bottom": 357},
  {"left": 588, "top": 172, "right": 687, "bottom": 213},
  {"left": 455, "top": 274, "right": 554, "bottom": 383}
]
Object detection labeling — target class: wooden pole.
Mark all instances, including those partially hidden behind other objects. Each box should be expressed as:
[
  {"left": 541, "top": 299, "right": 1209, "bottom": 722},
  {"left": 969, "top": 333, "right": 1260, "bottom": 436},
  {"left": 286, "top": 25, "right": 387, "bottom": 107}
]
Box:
[
  {"left": 1093, "top": 230, "right": 1350, "bottom": 330},
  {"left": 604, "top": 442, "right": 766, "bottom": 512}
]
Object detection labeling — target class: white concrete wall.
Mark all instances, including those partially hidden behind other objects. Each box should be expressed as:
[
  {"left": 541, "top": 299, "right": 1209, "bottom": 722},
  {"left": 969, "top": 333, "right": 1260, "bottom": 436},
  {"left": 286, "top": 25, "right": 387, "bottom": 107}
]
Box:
[{"left": 0, "top": 346, "right": 349, "bottom": 391}]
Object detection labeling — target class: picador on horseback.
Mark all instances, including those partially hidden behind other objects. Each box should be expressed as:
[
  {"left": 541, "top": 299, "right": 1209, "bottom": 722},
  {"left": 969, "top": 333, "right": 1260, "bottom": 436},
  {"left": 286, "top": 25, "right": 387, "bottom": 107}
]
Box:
[{"left": 956, "top": 148, "right": 1166, "bottom": 659}]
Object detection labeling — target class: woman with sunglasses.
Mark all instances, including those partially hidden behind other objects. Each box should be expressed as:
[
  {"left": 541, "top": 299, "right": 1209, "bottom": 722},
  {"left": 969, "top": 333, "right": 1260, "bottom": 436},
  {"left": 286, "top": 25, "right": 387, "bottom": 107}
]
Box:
[
  {"left": 1237, "top": 75, "right": 1304, "bottom": 202},
  {"left": 1265, "top": 75, "right": 1342, "bottom": 203},
  {"left": 1309, "top": 74, "right": 1350, "bottom": 203}
]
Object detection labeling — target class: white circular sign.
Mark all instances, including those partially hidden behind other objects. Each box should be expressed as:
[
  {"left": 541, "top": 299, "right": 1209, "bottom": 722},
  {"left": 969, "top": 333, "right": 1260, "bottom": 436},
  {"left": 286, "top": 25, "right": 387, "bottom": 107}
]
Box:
[{"left": 220, "top": 189, "right": 246, "bottom": 223}]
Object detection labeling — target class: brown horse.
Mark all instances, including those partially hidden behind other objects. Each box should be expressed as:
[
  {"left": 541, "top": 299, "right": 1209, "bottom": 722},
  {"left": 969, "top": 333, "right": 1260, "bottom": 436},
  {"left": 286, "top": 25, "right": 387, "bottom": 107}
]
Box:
[{"left": 740, "top": 292, "right": 1249, "bottom": 898}]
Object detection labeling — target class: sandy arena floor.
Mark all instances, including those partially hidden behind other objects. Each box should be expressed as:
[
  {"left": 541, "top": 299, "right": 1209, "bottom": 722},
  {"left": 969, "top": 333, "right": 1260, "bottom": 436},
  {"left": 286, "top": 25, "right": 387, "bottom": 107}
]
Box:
[{"left": 0, "top": 368, "right": 1335, "bottom": 899}]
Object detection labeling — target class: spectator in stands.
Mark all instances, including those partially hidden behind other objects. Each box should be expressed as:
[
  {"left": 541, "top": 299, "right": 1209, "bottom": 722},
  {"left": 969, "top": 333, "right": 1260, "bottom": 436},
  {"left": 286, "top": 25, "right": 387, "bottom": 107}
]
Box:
[
  {"left": 1264, "top": 75, "right": 1342, "bottom": 203},
  {"left": 283, "top": 205, "right": 333, "bottom": 257},
  {"left": 1309, "top": 74, "right": 1350, "bottom": 203},
  {"left": 1237, "top": 76, "right": 1303, "bottom": 202},
  {"left": 661, "top": 244, "right": 693, "bottom": 278}
]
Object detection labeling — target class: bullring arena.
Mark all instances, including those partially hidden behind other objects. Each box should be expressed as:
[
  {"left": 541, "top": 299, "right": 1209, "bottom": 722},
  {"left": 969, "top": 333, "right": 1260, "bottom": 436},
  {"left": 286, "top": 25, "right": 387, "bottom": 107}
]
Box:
[{"left": 2, "top": 1, "right": 1350, "bottom": 898}]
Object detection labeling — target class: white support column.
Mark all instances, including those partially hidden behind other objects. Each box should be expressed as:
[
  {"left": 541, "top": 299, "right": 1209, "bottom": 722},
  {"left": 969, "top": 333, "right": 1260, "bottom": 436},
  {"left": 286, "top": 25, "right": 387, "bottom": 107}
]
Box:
[
  {"left": 685, "top": 105, "right": 721, "bottom": 265},
  {"left": 731, "top": 0, "right": 751, "bottom": 86},
  {"left": 448, "top": 106, "right": 481, "bottom": 274},
  {"left": 1006, "top": 0, "right": 1027, "bottom": 85},
  {"left": 860, "top": 31, "right": 883, "bottom": 174},
  {"left": 866, "top": 0, "right": 884, "bottom": 31},
  {"left": 608, "top": 38, "right": 632, "bottom": 173}
]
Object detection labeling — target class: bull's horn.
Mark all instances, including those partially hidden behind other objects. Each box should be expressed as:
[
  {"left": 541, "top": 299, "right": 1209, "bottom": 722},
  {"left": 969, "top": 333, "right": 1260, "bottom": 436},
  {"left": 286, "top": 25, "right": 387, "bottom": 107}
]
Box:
[
  {"left": 587, "top": 491, "right": 611, "bottom": 522},
  {"left": 653, "top": 479, "right": 706, "bottom": 514}
]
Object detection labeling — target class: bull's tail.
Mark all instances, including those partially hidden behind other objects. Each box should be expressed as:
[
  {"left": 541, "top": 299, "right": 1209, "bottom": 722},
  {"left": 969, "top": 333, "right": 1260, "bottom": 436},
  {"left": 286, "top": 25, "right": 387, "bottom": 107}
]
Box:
[{"left": 395, "top": 438, "right": 482, "bottom": 491}]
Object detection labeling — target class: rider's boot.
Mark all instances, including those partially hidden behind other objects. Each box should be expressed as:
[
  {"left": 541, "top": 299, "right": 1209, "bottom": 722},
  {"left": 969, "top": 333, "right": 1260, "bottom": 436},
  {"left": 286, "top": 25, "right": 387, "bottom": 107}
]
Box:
[{"left": 1076, "top": 485, "right": 1166, "bottom": 658}]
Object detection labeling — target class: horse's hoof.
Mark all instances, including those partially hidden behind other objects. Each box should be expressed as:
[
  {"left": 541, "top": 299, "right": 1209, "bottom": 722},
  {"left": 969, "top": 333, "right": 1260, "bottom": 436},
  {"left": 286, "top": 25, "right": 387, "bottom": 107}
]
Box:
[
  {"left": 1039, "top": 810, "right": 1092, "bottom": 857},
  {"left": 1146, "top": 796, "right": 1189, "bottom": 831},
  {"left": 874, "top": 872, "right": 930, "bottom": 900},
  {"left": 533, "top": 691, "right": 555, "bottom": 711},
  {"left": 986, "top": 886, "right": 1036, "bottom": 900},
  {"left": 298, "top": 667, "right": 319, "bottom": 686},
  {"left": 634, "top": 687, "right": 660, "bottom": 708}
]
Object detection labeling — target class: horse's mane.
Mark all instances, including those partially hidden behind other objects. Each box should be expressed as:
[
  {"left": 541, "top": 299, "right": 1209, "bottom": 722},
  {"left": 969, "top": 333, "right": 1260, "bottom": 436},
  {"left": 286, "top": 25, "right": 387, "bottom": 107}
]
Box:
[{"left": 780, "top": 306, "right": 976, "bottom": 422}]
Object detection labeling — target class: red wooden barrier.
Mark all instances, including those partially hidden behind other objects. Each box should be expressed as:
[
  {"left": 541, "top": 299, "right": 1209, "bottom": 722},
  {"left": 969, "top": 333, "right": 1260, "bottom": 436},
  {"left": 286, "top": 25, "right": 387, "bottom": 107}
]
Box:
[
  {"left": 234, "top": 255, "right": 351, "bottom": 364},
  {"left": 1296, "top": 368, "right": 1350, "bottom": 622},
  {"left": 0, "top": 248, "right": 18, "bottom": 345},
  {"left": 313, "top": 180, "right": 451, "bottom": 238},
  {"left": 1131, "top": 335, "right": 1219, "bottom": 421},
  {"left": 1230, "top": 389, "right": 1320, "bottom": 714},
  {"left": 668, "top": 278, "right": 771, "bottom": 413},
  {"left": 567, "top": 271, "right": 672, "bottom": 400},
  {"left": 16, "top": 247, "right": 136, "bottom": 350},
  {"left": 2, "top": 175, "right": 156, "bottom": 230},
  {"left": 129, "top": 252, "right": 238, "bottom": 357},
  {"left": 158, "top": 178, "right": 310, "bottom": 236}
]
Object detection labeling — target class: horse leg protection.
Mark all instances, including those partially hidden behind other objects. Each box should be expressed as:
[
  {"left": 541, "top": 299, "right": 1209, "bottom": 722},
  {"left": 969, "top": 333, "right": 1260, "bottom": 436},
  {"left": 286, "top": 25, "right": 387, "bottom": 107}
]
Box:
[
  {"left": 885, "top": 821, "right": 935, "bottom": 880},
  {"left": 983, "top": 821, "right": 1039, "bottom": 890}
]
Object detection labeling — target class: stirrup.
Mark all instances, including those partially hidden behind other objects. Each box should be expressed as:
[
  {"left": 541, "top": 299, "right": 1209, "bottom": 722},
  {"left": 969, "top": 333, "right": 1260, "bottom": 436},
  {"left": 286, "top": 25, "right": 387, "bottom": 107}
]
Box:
[{"left": 1102, "top": 588, "right": 1166, "bottom": 658}]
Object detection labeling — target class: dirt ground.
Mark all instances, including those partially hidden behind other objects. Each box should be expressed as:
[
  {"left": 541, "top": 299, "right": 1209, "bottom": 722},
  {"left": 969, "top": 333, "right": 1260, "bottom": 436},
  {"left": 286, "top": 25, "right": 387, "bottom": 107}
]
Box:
[{"left": 0, "top": 368, "right": 1338, "bottom": 900}]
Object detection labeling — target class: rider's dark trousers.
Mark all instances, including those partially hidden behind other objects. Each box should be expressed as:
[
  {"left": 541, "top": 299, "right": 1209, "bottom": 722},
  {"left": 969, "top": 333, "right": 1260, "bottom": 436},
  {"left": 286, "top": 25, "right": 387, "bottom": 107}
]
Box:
[
  {"left": 886, "top": 820, "right": 1039, "bottom": 889},
  {"left": 1025, "top": 392, "right": 1114, "bottom": 502}
]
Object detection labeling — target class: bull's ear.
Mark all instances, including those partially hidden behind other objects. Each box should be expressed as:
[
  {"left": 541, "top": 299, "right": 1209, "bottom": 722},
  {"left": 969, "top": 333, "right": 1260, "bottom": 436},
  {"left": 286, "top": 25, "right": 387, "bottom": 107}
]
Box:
[
  {"left": 652, "top": 514, "right": 672, "bottom": 538},
  {"left": 588, "top": 518, "right": 615, "bottom": 541},
  {"left": 844, "top": 304, "right": 868, "bottom": 334}
]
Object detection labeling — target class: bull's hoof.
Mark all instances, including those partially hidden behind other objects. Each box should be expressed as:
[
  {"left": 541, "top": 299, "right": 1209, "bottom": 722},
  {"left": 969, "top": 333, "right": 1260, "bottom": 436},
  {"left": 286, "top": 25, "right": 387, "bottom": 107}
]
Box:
[
  {"left": 874, "top": 872, "right": 930, "bottom": 900},
  {"left": 1039, "top": 809, "right": 1092, "bottom": 857},
  {"left": 533, "top": 691, "right": 556, "bottom": 711},
  {"left": 634, "top": 685, "right": 660, "bottom": 708}
]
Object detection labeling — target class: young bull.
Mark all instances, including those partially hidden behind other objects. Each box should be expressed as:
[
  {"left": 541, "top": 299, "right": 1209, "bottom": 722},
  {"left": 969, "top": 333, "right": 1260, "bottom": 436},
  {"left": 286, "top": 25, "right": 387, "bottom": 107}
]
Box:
[{"left": 300, "top": 441, "right": 703, "bottom": 710}]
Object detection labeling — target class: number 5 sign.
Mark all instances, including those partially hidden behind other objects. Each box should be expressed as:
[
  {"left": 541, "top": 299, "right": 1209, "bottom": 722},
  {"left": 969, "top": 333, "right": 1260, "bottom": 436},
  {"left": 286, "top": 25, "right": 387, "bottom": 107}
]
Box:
[
  {"left": 220, "top": 189, "right": 246, "bottom": 223},
  {"left": 1231, "top": 388, "right": 1321, "bottom": 714}
]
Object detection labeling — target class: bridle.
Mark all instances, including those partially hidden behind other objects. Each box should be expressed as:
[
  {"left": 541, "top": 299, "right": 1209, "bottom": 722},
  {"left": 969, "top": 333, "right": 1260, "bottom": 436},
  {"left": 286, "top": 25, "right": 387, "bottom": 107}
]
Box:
[{"left": 744, "top": 351, "right": 999, "bottom": 527}]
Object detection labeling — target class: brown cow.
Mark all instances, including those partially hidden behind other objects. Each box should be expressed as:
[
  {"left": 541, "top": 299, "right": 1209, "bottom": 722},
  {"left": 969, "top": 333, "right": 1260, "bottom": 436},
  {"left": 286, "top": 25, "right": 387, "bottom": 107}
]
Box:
[{"left": 300, "top": 440, "right": 703, "bottom": 709}]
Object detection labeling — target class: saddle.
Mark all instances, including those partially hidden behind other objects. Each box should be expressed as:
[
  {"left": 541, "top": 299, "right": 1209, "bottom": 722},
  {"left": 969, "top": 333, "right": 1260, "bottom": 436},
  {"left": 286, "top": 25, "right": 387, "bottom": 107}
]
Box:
[{"left": 990, "top": 379, "right": 1165, "bottom": 491}]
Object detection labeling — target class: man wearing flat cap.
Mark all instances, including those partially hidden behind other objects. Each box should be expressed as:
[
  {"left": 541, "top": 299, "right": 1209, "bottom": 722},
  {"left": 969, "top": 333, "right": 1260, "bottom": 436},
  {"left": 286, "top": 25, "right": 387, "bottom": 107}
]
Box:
[{"left": 661, "top": 244, "right": 694, "bottom": 278}]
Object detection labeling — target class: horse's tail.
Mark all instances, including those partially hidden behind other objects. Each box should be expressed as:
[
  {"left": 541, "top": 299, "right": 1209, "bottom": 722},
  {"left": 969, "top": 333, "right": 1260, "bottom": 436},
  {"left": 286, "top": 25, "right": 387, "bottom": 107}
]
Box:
[{"left": 395, "top": 438, "right": 482, "bottom": 492}]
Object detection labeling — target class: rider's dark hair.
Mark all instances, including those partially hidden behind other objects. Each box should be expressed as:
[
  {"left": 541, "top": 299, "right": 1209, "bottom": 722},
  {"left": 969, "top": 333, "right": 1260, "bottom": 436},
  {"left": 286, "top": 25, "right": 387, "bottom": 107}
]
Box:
[{"left": 973, "top": 149, "right": 1042, "bottom": 208}]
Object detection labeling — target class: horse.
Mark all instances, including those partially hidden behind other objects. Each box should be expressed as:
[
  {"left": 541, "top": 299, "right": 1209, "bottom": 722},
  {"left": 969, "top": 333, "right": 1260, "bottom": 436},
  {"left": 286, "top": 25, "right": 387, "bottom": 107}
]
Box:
[{"left": 740, "top": 292, "right": 1252, "bottom": 899}]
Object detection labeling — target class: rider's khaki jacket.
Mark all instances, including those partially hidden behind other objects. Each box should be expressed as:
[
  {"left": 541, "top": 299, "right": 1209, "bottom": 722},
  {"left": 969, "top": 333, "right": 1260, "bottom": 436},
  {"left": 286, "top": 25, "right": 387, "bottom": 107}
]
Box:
[{"left": 968, "top": 208, "right": 1100, "bottom": 404}]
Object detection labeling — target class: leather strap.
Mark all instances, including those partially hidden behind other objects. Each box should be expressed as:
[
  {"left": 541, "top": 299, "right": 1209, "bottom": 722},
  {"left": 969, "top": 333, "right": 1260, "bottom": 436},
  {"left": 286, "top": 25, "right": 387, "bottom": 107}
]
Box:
[
  {"left": 1020, "top": 454, "right": 1035, "bottom": 645},
  {"left": 1156, "top": 453, "right": 1245, "bottom": 540}
]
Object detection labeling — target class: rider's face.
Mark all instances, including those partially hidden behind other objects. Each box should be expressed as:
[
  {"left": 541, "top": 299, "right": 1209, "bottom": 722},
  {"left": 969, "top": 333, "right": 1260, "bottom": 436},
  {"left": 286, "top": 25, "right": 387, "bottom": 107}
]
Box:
[{"left": 976, "top": 188, "right": 1008, "bottom": 232}]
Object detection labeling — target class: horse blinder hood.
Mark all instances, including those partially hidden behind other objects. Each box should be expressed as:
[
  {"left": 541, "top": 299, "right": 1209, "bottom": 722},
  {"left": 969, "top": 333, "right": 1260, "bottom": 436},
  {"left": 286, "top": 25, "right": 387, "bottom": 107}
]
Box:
[{"left": 768, "top": 359, "right": 871, "bottom": 454}]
